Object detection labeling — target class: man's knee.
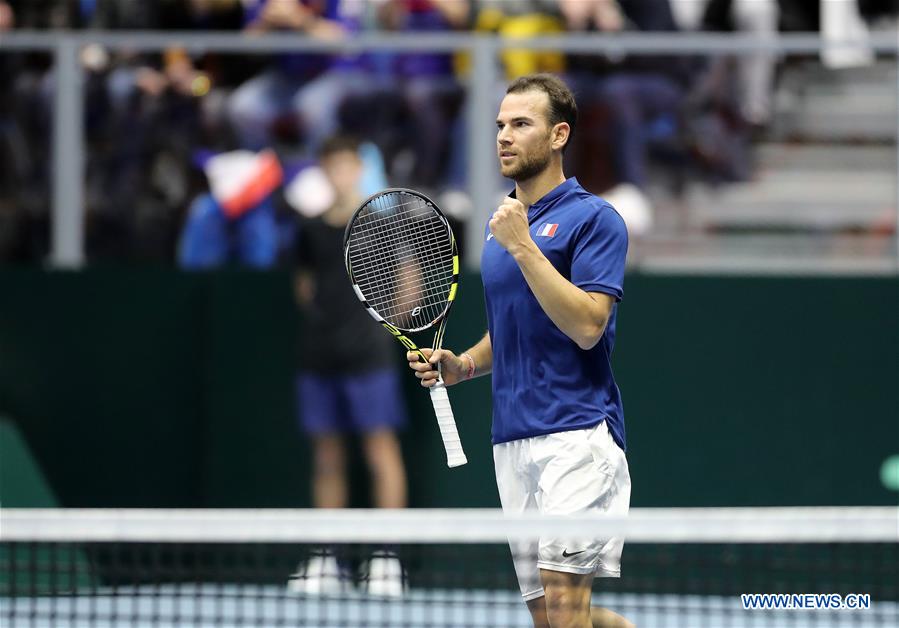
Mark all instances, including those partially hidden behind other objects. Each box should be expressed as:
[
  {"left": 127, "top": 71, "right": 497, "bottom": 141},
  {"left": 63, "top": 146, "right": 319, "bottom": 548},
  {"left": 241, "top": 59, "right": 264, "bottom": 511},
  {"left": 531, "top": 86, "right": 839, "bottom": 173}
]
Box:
[
  {"left": 313, "top": 435, "right": 346, "bottom": 476},
  {"left": 362, "top": 429, "right": 399, "bottom": 458},
  {"left": 544, "top": 591, "right": 587, "bottom": 627}
]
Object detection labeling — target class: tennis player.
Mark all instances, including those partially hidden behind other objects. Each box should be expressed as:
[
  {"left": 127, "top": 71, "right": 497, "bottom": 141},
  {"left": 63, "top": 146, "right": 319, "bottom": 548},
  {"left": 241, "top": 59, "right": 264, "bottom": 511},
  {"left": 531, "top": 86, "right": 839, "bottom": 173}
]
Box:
[{"left": 408, "top": 74, "right": 632, "bottom": 628}]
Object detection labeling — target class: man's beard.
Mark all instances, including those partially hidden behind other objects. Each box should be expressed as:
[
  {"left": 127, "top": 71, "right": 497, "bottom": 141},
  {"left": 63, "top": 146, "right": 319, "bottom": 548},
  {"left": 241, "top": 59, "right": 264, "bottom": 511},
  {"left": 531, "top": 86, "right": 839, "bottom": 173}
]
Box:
[{"left": 501, "top": 144, "right": 552, "bottom": 182}]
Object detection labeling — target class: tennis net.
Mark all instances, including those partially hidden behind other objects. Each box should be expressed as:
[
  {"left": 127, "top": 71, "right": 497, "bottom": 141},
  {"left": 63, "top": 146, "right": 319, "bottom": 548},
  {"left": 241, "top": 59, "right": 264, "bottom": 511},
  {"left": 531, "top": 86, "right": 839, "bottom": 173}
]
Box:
[{"left": 1, "top": 507, "right": 896, "bottom": 627}]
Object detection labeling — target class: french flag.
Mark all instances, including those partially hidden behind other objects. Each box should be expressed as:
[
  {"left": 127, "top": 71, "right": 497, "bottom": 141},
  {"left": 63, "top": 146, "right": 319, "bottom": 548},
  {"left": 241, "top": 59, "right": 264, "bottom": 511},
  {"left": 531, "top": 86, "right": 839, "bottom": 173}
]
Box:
[{"left": 537, "top": 223, "right": 559, "bottom": 237}]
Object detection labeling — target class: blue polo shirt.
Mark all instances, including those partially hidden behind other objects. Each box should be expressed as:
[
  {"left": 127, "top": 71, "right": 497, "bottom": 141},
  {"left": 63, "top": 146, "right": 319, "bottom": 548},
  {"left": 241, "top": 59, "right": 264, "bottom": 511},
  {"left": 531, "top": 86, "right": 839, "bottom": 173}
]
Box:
[{"left": 481, "top": 177, "right": 628, "bottom": 450}]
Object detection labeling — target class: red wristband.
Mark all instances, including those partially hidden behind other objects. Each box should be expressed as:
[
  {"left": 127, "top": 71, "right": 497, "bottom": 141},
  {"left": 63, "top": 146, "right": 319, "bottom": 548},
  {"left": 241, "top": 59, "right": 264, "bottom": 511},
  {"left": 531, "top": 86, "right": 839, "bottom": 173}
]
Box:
[{"left": 460, "top": 352, "right": 476, "bottom": 380}]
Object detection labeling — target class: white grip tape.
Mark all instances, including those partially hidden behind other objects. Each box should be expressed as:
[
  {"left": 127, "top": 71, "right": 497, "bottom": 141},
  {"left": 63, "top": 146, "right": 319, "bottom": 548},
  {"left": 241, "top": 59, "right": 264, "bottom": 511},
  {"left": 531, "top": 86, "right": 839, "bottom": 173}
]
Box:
[{"left": 429, "top": 382, "right": 467, "bottom": 468}]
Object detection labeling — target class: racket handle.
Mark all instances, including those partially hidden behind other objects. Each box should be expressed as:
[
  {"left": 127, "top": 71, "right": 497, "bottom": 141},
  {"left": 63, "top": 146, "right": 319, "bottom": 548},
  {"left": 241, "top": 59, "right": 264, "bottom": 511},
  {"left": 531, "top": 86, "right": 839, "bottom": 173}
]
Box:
[{"left": 429, "top": 382, "right": 467, "bottom": 468}]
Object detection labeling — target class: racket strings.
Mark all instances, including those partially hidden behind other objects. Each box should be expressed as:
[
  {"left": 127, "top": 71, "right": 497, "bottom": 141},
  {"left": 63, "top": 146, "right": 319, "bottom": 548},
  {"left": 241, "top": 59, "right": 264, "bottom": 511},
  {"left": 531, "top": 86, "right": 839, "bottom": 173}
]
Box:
[
  {"left": 350, "top": 214, "right": 451, "bottom": 314},
  {"left": 347, "top": 192, "right": 455, "bottom": 330},
  {"left": 350, "top": 250, "right": 453, "bottom": 300},
  {"left": 348, "top": 221, "right": 452, "bottom": 287},
  {"left": 352, "top": 198, "right": 452, "bottom": 271},
  {"left": 352, "top": 215, "right": 450, "bottom": 317},
  {"left": 351, "top": 229, "right": 451, "bottom": 325}
]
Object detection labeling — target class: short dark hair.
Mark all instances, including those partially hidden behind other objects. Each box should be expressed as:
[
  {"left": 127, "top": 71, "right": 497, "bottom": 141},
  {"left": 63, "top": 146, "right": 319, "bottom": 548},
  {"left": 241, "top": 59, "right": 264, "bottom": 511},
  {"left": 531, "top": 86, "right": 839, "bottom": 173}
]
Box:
[
  {"left": 506, "top": 73, "right": 577, "bottom": 145},
  {"left": 317, "top": 134, "right": 361, "bottom": 160}
]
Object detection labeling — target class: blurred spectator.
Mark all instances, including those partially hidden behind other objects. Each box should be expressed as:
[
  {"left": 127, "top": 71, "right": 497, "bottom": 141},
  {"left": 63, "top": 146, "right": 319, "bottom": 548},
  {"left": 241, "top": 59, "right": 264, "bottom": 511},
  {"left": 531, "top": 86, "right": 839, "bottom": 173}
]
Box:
[
  {"left": 670, "top": 0, "right": 779, "bottom": 127},
  {"left": 227, "top": 0, "right": 349, "bottom": 151},
  {"left": 177, "top": 132, "right": 389, "bottom": 270},
  {"left": 229, "top": 1, "right": 470, "bottom": 189},
  {"left": 425, "top": 0, "right": 564, "bottom": 205},
  {"left": 369, "top": 0, "right": 470, "bottom": 188},
  {"left": 287, "top": 136, "right": 408, "bottom": 597},
  {"left": 0, "top": 0, "right": 252, "bottom": 263},
  {"left": 562, "top": 0, "right": 693, "bottom": 235},
  {"left": 177, "top": 149, "right": 283, "bottom": 269},
  {"left": 283, "top": 140, "right": 390, "bottom": 217},
  {"left": 82, "top": 0, "right": 247, "bottom": 261},
  {"left": 474, "top": 0, "right": 566, "bottom": 78}
]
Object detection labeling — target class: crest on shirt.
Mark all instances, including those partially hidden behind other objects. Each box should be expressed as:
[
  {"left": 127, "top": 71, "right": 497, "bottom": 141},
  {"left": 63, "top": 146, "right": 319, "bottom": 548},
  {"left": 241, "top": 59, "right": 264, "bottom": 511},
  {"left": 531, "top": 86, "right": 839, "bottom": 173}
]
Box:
[
  {"left": 486, "top": 232, "right": 494, "bottom": 241},
  {"left": 536, "top": 223, "right": 559, "bottom": 237}
]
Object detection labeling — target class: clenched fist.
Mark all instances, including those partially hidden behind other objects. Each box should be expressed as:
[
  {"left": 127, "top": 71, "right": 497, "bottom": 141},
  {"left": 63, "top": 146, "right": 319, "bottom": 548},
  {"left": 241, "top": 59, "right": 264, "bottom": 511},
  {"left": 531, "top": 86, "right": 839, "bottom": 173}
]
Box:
[{"left": 488, "top": 197, "right": 533, "bottom": 255}]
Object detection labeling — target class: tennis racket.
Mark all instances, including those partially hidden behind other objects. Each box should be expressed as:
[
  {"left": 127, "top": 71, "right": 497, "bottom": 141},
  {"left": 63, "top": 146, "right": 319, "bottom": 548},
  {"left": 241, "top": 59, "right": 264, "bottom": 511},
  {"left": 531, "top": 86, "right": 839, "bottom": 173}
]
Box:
[{"left": 343, "top": 188, "right": 466, "bottom": 468}]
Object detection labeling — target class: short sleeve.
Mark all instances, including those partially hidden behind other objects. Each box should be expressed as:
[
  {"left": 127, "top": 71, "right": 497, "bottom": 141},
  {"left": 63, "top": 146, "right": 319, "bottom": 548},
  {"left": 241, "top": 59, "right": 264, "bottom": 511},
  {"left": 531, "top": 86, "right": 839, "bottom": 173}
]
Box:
[{"left": 570, "top": 206, "right": 628, "bottom": 301}]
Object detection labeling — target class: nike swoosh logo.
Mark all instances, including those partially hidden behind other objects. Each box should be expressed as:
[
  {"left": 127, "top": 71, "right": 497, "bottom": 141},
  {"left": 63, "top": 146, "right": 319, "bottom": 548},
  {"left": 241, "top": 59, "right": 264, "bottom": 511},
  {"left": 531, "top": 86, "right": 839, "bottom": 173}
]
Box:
[{"left": 562, "top": 549, "right": 585, "bottom": 558}]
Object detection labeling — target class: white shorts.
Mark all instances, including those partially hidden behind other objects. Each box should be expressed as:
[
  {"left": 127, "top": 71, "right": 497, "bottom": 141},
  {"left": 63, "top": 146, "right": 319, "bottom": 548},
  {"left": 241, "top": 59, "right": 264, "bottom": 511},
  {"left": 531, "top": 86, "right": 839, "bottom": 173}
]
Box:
[{"left": 493, "top": 421, "right": 631, "bottom": 601}]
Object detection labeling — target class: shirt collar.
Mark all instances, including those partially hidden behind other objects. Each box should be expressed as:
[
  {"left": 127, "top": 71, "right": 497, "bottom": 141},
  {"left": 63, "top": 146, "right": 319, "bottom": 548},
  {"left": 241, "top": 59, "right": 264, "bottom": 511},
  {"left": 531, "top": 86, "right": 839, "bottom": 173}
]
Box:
[{"left": 509, "top": 177, "right": 580, "bottom": 218}]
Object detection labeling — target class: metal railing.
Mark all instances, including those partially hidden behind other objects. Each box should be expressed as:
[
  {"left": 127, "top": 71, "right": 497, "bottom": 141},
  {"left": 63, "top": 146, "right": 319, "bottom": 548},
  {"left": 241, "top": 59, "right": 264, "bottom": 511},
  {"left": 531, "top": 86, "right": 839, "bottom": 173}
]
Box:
[{"left": 2, "top": 30, "right": 897, "bottom": 271}]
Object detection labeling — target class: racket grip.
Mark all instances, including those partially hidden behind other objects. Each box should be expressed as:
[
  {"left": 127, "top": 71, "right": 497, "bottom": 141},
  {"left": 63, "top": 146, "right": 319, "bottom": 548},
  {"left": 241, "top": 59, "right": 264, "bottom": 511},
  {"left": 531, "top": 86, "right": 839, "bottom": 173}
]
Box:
[{"left": 429, "top": 382, "right": 467, "bottom": 468}]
